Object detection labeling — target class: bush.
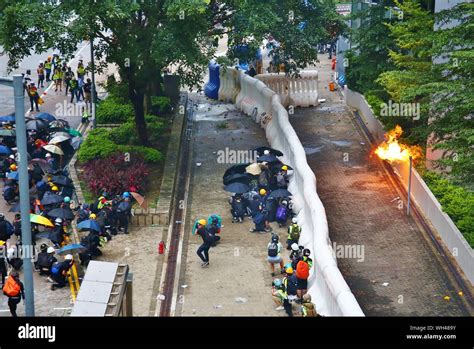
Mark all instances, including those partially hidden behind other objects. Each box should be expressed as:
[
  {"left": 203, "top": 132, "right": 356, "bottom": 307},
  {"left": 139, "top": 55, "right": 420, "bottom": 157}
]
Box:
[
  {"left": 96, "top": 98, "right": 134, "bottom": 124},
  {"left": 82, "top": 153, "right": 149, "bottom": 195},
  {"left": 109, "top": 116, "right": 166, "bottom": 146},
  {"left": 151, "top": 96, "right": 172, "bottom": 115},
  {"left": 423, "top": 171, "right": 474, "bottom": 248},
  {"left": 123, "top": 146, "right": 163, "bottom": 163},
  {"left": 78, "top": 128, "right": 119, "bottom": 162}
]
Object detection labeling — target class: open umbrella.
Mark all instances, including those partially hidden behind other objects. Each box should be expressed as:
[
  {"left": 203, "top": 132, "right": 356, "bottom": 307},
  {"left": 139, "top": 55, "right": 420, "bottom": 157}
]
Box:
[
  {"left": 6, "top": 171, "right": 19, "bottom": 180},
  {"left": 224, "top": 182, "right": 250, "bottom": 194},
  {"left": 49, "top": 134, "right": 71, "bottom": 144},
  {"left": 267, "top": 189, "right": 292, "bottom": 199},
  {"left": 0, "top": 129, "right": 15, "bottom": 137},
  {"left": 70, "top": 136, "right": 82, "bottom": 150},
  {"left": 35, "top": 112, "right": 56, "bottom": 122},
  {"left": 0, "top": 145, "right": 12, "bottom": 155},
  {"left": 68, "top": 128, "right": 82, "bottom": 137},
  {"left": 51, "top": 175, "right": 73, "bottom": 187},
  {"left": 257, "top": 154, "right": 279, "bottom": 163},
  {"left": 56, "top": 244, "right": 87, "bottom": 255},
  {"left": 252, "top": 146, "right": 283, "bottom": 157},
  {"left": 223, "top": 173, "right": 251, "bottom": 185},
  {"left": 42, "top": 144, "right": 64, "bottom": 155},
  {"left": 223, "top": 163, "right": 250, "bottom": 178},
  {"left": 26, "top": 119, "right": 48, "bottom": 131},
  {"left": 77, "top": 219, "right": 101, "bottom": 232},
  {"left": 0, "top": 114, "right": 15, "bottom": 123},
  {"left": 51, "top": 131, "right": 70, "bottom": 138},
  {"left": 41, "top": 192, "right": 64, "bottom": 206},
  {"left": 245, "top": 163, "right": 263, "bottom": 176},
  {"left": 49, "top": 120, "right": 69, "bottom": 129},
  {"left": 130, "top": 192, "right": 147, "bottom": 208},
  {"left": 47, "top": 207, "right": 75, "bottom": 220},
  {"left": 30, "top": 214, "right": 54, "bottom": 227}
]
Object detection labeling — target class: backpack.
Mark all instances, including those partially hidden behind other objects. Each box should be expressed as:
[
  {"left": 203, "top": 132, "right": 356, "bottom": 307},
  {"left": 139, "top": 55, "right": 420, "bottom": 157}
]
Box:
[
  {"left": 276, "top": 206, "right": 287, "bottom": 222},
  {"left": 268, "top": 242, "right": 278, "bottom": 257},
  {"left": 285, "top": 275, "right": 298, "bottom": 296},
  {"left": 296, "top": 260, "right": 310, "bottom": 279},
  {"left": 3, "top": 276, "right": 20, "bottom": 297},
  {"left": 302, "top": 302, "right": 317, "bottom": 317},
  {"left": 288, "top": 225, "right": 301, "bottom": 241},
  {"left": 50, "top": 262, "right": 61, "bottom": 275},
  {"left": 207, "top": 214, "right": 222, "bottom": 229}
]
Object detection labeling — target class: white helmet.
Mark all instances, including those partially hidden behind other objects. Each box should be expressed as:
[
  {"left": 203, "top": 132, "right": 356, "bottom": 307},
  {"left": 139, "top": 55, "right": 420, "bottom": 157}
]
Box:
[
  {"left": 263, "top": 150, "right": 270, "bottom": 155},
  {"left": 39, "top": 60, "right": 43, "bottom": 64},
  {"left": 45, "top": 153, "right": 52, "bottom": 158},
  {"left": 9, "top": 154, "right": 15, "bottom": 160},
  {"left": 291, "top": 243, "right": 299, "bottom": 251},
  {"left": 292, "top": 217, "right": 297, "bottom": 224},
  {"left": 55, "top": 217, "right": 63, "bottom": 224},
  {"left": 65, "top": 254, "right": 73, "bottom": 261},
  {"left": 47, "top": 247, "right": 55, "bottom": 254}
]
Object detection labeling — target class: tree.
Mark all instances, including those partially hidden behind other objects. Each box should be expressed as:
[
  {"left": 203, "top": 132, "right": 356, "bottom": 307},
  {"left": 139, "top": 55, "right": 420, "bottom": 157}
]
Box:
[{"left": 0, "top": 0, "right": 344, "bottom": 144}]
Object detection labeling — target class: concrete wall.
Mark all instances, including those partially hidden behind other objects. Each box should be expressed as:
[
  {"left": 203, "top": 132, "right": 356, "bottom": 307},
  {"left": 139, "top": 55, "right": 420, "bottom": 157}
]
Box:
[
  {"left": 344, "top": 87, "right": 474, "bottom": 285},
  {"left": 221, "top": 67, "right": 364, "bottom": 316}
]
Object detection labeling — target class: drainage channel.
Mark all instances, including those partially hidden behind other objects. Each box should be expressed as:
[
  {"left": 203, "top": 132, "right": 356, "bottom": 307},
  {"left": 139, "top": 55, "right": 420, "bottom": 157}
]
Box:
[{"left": 159, "top": 96, "right": 194, "bottom": 317}]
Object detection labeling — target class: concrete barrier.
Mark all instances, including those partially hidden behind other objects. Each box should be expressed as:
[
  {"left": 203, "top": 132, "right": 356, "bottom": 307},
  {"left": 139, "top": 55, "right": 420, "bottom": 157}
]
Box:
[
  {"left": 344, "top": 86, "right": 474, "bottom": 285},
  {"left": 220, "top": 67, "right": 364, "bottom": 316},
  {"left": 218, "top": 67, "right": 240, "bottom": 103}
]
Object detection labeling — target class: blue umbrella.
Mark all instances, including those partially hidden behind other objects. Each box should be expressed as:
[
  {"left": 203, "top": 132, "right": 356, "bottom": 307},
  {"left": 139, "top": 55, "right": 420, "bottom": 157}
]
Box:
[
  {"left": 56, "top": 243, "right": 87, "bottom": 255},
  {"left": 77, "top": 219, "right": 101, "bottom": 232},
  {"left": 0, "top": 114, "right": 15, "bottom": 123},
  {"left": 35, "top": 112, "right": 56, "bottom": 122},
  {"left": 0, "top": 145, "right": 12, "bottom": 155},
  {"left": 6, "top": 171, "right": 19, "bottom": 180}
]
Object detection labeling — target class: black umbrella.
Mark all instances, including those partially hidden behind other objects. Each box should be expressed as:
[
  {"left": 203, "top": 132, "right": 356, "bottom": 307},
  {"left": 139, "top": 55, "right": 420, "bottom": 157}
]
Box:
[
  {"left": 224, "top": 182, "right": 250, "bottom": 194},
  {"left": 257, "top": 154, "right": 280, "bottom": 163},
  {"left": 267, "top": 189, "right": 292, "bottom": 199},
  {"left": 49, "top": 119, "right": 69, "bottom": 129},
  {"left": 223, "top": 173, "right": 251, "bottom": 185},
  {"left": 47, "top": 207, "right": 75, "bottom": 220},
  {"left": 26, "top": 119, "right": 49, "bottom": 131},
  {"left": 51, "top": 175, "right": 74, "bottom": 187},
  {"left": 41, "top": 192, "right": 64, "bottom": 205},
  {"left": 223, "top": 163, "right": 251, "bottom": 178},
  {"left": 252, "top": 146, "right": 283, "bottom": 157}
]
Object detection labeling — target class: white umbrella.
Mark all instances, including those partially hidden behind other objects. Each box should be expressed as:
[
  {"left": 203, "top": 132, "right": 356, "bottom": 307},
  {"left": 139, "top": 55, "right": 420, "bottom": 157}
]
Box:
[
  {"left": 42, "top": 144, "right": 64, "bottom": 155},
  {"left": 49, "top": 135, "right": 70, "bottom": 144},
  {"left": 51, "top": 131, "right": 71, "bottom": 139},
  {"left": 245, "top": 163, "right": 263, "bottom": 176}
]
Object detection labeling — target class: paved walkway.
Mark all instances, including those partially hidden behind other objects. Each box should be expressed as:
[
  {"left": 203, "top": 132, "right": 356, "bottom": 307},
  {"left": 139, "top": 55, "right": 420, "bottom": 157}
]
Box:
[
  {"left": 290, "top": 56, "right": 473, "bottom": 316},
  {"left": 175, "top": 94, "right": 288, "bottom": 316}
]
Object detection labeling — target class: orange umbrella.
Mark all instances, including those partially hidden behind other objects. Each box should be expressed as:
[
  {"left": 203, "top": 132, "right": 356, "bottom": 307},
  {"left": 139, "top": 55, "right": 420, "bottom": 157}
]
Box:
[{"left": 130, "top": 192, "right": 147, "bottom": 209}]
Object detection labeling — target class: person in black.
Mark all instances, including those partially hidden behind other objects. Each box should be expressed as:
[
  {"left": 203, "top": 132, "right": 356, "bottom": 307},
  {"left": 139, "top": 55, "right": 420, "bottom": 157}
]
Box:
[
  {"left": 35, "top": 246, "right": 57, "bottom": 276},
  {"left": 50, "top": 255, "right": 74, "bottom": 290},
  {"left": 0, "top": 213, "right": 12, "bottom": 243},
  {"left": 0, "top": 243, "right": 7, "bottom": 286},
  {"left": 195, "top": 220, "right": 213, "bottom": 268},
  {"left": 116, "top": 198, "right": 131, "bottom": 234},
  {"left": 5, "top": 271, "right": 25, "bottom": 317}
]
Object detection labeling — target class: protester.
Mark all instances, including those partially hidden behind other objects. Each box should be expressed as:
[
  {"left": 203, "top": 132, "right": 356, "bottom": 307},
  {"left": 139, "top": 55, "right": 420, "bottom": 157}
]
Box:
[
  {"left": 267, "top": 233, "right": 284, "bottom": 277},
  {"left": 27, "top": 82, "right": 40, "bottom": 112},
  {"left": 2, "top": 270, "right": 25, "bottom": 317},
  {"left": 37, "top": 61, "right": 45, "bottom": 88},
  {"left": 35, "top": 245, "right": 57, "bottom": 276},
  {"left": 44, "top": 56, "right": 53, "bottom": 82},
  {"left": 195, "top": 219, "right": 215, "bottom": 268},
  {"left": 300, "top": 293, "right": 317, "bottom": 317},
  {"left": 271, "top": 278, "right": 292, "bottom": 317},
  {"left": 287, "top": 217, "right": 301, "bottom": 249},
  {"left": 50, "top": 254, "right": 74, "bottom": 290},
  {"left": 295, "top": 248, "right": 313, "bottom": 302}
]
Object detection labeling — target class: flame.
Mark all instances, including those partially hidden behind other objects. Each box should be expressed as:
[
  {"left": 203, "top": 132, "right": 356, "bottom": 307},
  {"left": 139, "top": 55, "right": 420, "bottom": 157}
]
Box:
[{"left": 375, "top": 125, "right": 422, "bottom": 163}]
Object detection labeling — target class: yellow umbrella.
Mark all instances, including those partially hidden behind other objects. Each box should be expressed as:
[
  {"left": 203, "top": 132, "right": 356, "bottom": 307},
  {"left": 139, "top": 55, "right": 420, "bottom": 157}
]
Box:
[
  {"left": 42, "top": 144, "right": 64, "bottom": 155},
  {"left": 30, "top": 214, "right": 54, "bottom": 227},
  {"left": 245, "top": 163, "right": 262, "bottom": 176}
]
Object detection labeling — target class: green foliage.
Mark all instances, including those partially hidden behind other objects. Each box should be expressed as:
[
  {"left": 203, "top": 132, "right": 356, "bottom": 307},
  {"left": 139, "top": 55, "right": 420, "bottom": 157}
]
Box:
[
  {"left": 121, "top": 146, "right": 163, "bottom": 164},
  {"left": 422, "top": 171, "right": 474, "bottom": 248},
  {"left": 95, "top": 98, "right": 134, "bottom": 124},
  {"left": 109, "top": 116, "right": 166, "bottom": 146},
  {"left": 151, "top": 96, "right": 172, "bottom": 115}
]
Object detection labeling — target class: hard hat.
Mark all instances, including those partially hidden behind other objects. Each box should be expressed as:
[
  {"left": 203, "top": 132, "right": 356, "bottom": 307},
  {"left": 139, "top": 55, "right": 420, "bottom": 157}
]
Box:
[
  {"left": 48, "top": 56, "right": 52, "bottom": 60},
  {"left": 282, "top": 165, "right": 288, "bottom": 171},
  {"left": 271, "top": 233, "right": 279, "bottom": 242},
  {"left": 263, "top": 150, "right": 270, "bottom": 155},
  {"left": 89, "top": 213, "right": 96, "bottom": 219},
  {"left": 9, "top": 155, "right": 15, "bottom": 159},
  {"left": 9, "top": 164, "right": 17, "bottom": 171},
  {"left": 285, "top": 266, "right": 294, "bottom": 274},
  {"left": 64, "top": 196, "right": 71, "bottom": 203},
  {"left": 291, "top": 243, "right": 299, "bottom": 251},
  {"left": 65, "top": 254, "right": 73, "bottom": 261},
  {"left": 45, "top": 153, "right": 51, "bottom": 158},
  {"left": 122, "top": 192, "right": 130, "bottom": 198},
  {"left": 39, "top": 60, "right": 43, "bottom": 64},
  {"left": 40, "top": 242, "right": 48, "bottom": 251},
  {"left": 292, "top": 217, "right": 297, "bottom": 224},
  {"left": 273, "top": 278, "right": 282, "bottom": 288},
  {"left": 302, "top": 293, "right": 312, "bottom": 302},
  {"left": 303, "top": 248, "right": 311, "bottom": 257},
  {"left": 51, "top": 185, "right": 59, "bottom": 191},
  {"left": 0, "top": 241, "right": 5, "bottom": 246},
  {"left": 0, "top": 213, "right": 4, "bottom": 219},
  {"left": 259, "top": 188, "right": 266, "bottom": 195},
  {"left": 55, "top": 217, "right": 63, "bottom": 224},
  {"left": 47, "top": 247, "right": 55, "bottom": 254},
  {"left": 198, "top": 219, "right": 207, "bottom": 226}
]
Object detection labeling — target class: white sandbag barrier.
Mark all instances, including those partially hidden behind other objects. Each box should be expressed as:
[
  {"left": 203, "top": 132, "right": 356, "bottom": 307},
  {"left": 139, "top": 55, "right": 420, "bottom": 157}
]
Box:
[{"left": 220, "top": 67, "right": 364, "bottom": 316}]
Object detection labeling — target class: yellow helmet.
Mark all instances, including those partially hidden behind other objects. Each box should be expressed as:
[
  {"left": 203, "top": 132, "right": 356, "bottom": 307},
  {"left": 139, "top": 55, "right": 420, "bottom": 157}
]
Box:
[
  {"left": 281, "top": 165, "right": 288, "bottom": 171},
  {"left": 9, "top": 164, "right": 17, "bottom": 171},
  {"left": 51, "top": 185, "right": 59, "bottom": 191},
  {"left": 259, "top": 188, "right": 266, "bottom": 195},
  {"left": 285, "top": 266, "right": 294, "bottom": 274},
  {"left": 89, "top": 213, "right": 96, "bottom": 219},
  {"left": 198, "top": 219, "right": 207, "bottom": 226}
]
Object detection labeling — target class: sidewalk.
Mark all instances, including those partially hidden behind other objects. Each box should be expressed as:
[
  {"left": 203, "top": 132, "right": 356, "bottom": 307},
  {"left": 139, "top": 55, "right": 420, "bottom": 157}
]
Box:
[{"left": 174, "top": 94, "right": 287, "bottom": 316}]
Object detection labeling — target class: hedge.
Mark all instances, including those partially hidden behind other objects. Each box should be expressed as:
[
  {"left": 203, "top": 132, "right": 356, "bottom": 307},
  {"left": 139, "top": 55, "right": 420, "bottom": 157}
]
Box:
[{"left": 96, "top": 98, "right": 134, "bottom": 124}]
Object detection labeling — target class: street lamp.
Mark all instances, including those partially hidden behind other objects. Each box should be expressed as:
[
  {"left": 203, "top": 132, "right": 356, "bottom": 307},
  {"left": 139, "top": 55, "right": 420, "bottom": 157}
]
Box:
[{"left": 0, "top": 75, "right": 35, "bottom": 316}]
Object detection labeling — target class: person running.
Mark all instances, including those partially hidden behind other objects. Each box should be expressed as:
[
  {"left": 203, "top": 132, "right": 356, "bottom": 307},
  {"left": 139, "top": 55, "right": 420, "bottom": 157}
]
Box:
[
  {"left": 44, "top": 56, "right": 53, "bottom": 82},
  {"left": 287, "top": 217, "right": 301, "bottom": 250},
  {"left": 2, "top": 270, "right": 25, "bottom": 317},
  {"left": 267, "top": 233, "right": 284, "bottom": 277},
  {"left": 195, "top": 219, "right": 215, "bottom": 268},
  {"left": 295, "top": 248, "right": 313, "bottom": 303},
  {"left": 37, "top": 62, "right": 45, "bottom": 88}
]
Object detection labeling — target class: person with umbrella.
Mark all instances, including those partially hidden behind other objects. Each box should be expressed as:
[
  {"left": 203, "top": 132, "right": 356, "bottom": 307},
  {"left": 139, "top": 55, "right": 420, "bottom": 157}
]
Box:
[{"left": 50, "top": 254, "right": 74, "bottom": 290}]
